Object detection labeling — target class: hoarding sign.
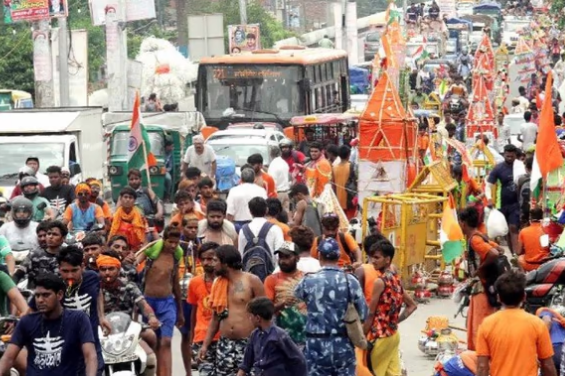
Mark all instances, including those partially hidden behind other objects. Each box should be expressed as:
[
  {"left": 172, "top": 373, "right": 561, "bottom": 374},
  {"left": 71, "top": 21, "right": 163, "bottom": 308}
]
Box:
[{"left": 228, "top": 24, "right": 260, "bottom": 53}]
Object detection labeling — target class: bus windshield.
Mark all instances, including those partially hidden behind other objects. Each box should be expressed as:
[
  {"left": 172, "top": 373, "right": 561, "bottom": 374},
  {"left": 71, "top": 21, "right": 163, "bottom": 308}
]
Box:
[
  {"left": 111, "top": 131, "right": 165, "bottom": 157},
  {"left": 199, "top": 65, "right": 304, "bottom": 120}
]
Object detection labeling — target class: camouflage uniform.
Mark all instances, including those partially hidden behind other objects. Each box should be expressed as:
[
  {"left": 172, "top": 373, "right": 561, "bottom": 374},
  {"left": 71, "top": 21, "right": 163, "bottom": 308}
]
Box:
[
  {"left": 102, "top": 278, "right": 144, "bottom": 315},
  {"left": 18, "top": 248, "right": 60, "bottom": 288},
  {"left": 295, "top": 267, "right": 368, "bottom": 376}
]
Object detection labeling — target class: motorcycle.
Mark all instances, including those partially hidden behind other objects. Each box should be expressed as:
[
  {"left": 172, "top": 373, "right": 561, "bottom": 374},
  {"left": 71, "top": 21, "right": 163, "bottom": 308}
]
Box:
[
  {"left": 0, "top": 316, "right": 21, "bottom": 376},
  {"left": 99, "top": 312, "right": 147, "bottom": 376},
  {"left": 66, "top": 223, "right": 106, "bottom": 246},
  {"left": 524, "top": 258, "right": 565, "bottom": 314}
]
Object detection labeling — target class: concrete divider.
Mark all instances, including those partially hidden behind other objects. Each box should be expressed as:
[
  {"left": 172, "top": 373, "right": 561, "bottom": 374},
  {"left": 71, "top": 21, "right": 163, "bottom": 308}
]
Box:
[{"left": 275, "top": 14, "right": 376, "bottom": 48}]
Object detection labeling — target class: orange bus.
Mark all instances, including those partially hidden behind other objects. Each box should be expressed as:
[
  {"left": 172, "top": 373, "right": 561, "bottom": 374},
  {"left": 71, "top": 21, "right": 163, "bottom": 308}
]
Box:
[{"left": 195, "top": 46, "right": 351, "bottom": 128}]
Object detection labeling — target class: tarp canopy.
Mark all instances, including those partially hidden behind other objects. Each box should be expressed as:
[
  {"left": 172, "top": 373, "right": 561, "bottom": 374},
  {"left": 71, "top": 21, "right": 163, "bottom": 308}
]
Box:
[
  {"left": 473, "top": 2, "right": 501, "bottom": 10},
  {"left": 445, "top": 18, "right": 473, "bottom": 27},
  {"left": 358, "top": 72, "right": 417, "bottom": 161}
]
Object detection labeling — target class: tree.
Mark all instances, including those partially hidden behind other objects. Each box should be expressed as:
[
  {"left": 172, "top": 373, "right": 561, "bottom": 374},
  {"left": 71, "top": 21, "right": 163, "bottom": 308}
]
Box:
[
  {"left": 0, "top": 24, "right": 34, "bottom": 95},
  {"left": 357, "top": 0, "right": 388, "bottom": 18}
]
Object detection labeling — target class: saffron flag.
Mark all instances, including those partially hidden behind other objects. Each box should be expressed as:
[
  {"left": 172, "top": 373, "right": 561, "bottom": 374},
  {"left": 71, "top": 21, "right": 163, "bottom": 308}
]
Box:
[
  {"left": 128, "top": 92, "right": 157, "bottom": 172},
  {"left": 440, "top": 195, "right": 464, "bottom": 263},
  {"left": 531, "top": 71, "right": 563, "bottom": 199}
]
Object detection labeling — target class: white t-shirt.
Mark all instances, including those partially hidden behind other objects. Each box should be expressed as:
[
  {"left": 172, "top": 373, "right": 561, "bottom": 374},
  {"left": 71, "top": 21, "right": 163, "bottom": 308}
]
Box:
[
  {"left": 518, "top": 96, "right": 530, "bottom": 111},
  {"left": 238, "top": 217, "right": 284, "bottom": 257},
  {"left": 267, "top": 157, "right": 290, "bottom": 192},
  {"left": 297, "top": 256, "right": 322, "bottom": 273},
  {"left": 226, "top": 183, "right": 267, "bottom": 221},
  {"left": 520, "top": 122, "right": 538, "bottom": 151},
  {"left": 0, "top": 221, "right": 39, "bottom": 252},
  {"left": 183, "top": 145, "right": 216, "bottom": 176}
]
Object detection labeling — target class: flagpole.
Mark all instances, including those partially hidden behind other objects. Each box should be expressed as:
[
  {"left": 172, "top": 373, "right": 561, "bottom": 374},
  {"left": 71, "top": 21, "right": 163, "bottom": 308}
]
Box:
[{"left": 141, "top": 138, "right": 152, "bottom": 189}]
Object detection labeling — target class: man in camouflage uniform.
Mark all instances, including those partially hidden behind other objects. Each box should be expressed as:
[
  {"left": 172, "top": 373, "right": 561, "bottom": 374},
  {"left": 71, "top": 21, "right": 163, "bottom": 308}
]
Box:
[
  {"left": 295, "top": 237, "right": 367, "bottom": 376},
  {"left": 97, "top": 251, "right": 160, "bottom": 376},
  {"left": 13, "top": 220, "right": 67, "bottom": 288}
]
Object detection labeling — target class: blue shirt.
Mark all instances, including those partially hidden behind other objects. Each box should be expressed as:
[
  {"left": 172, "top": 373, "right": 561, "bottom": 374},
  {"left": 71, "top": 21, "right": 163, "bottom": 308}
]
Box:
[
  {"left": 30, "top": 270, "right": 103, "bottom": 369},
  {"left": 11, "top": 310, "right": 94, "bottom": 376},
  {"left": 539, "top": 311, "right": 565, "bottom": 345},
  {"left": 294, "top": 266, "right": 368, "bottom": 336},
  {"left": 487, "top": 162, "right": 518, "bottom": 206},
  {"left": 239, "top": 325, "right": 307, "bottom": 376}
]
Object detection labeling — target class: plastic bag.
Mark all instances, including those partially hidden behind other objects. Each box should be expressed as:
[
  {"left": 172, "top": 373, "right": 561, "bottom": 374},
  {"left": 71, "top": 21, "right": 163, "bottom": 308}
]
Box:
[{"left": 487, "top": 208, "right": 509, "bottom": 238}]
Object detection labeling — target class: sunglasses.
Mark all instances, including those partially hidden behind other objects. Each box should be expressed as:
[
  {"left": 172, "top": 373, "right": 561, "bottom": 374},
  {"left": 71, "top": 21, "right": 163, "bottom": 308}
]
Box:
[{"left": 77, "top": 192, "right": 89, "bottom": 197}]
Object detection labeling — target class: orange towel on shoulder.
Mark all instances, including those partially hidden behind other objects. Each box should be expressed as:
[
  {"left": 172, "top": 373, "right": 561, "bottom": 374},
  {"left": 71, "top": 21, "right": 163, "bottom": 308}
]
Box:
[{"left": 209, "top": 277, "right": 229, "bottom": 314}]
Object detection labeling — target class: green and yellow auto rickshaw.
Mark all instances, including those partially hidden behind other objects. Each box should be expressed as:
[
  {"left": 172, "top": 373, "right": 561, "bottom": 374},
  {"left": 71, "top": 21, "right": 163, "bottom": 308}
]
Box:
[{"left": 103, "top": 111, "right": 206, "bottom": 202}]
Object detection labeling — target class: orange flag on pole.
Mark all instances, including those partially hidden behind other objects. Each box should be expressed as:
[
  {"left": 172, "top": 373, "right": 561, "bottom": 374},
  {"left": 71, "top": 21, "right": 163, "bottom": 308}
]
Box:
[{"left": 536, "top": 71, "right": 563, "bottom": 177}]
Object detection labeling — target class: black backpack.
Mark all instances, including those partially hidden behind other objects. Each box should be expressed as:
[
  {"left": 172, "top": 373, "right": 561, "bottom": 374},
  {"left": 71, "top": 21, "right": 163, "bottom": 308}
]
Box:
[
  {"left": 242, "top": 223, "right": 275, "bottom": 282},
  {"left": 468, "top": 233, "right": 511, "bottom": 308},
  {"left": 519, "top": 175, "right": 531, "bottom": 221}
]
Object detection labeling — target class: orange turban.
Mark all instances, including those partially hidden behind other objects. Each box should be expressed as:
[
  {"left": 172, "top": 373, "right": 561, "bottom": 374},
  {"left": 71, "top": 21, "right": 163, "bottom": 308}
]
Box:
[
  {"left": 87, "top": 179, "right": 102, "bottom": 188},
  {"left": 75, "top": 183, "right": 91, "bottom": 195},
  {"left": 96, "top": 255, "right": 121, "bottom": 269}
]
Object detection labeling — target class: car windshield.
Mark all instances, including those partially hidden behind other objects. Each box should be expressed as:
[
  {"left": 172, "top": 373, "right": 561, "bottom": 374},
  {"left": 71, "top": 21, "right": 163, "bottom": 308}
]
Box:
[
  {"left": 366, "top": 33, "right": 380, "bottom": 42},
  {"left": 209, "top": 143, "right": 270, "bottom": 166},
  {"left": 0, "top": 143, "right": 64, "bottom": 177},
  {"left": 111, "top": 131, "right": 165, "bottom": 157}
]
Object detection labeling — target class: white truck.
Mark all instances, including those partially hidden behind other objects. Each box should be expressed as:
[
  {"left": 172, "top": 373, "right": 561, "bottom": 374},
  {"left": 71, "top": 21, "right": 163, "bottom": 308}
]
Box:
[{"left": 0, "top": 107, "right": 105, "bottom": 197}]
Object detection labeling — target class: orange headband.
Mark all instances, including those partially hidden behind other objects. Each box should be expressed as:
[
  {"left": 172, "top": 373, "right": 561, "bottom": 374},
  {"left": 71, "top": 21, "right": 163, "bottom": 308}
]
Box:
[
  {"left": 88, "top": 180, "right": 102, "bottom": 188},
  {"left": 96, "top": 255, "right": 121, "bottom": 269},
  {"left": 75, "top": 183, "right": 91, "bottom": 195}
]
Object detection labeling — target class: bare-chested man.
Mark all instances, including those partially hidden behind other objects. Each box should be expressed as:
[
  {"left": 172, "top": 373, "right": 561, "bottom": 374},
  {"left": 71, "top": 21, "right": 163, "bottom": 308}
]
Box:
[
  {"left": 199, "top": 245, "right": 265, "bottom": 376},
  {"left": 197, "top": 199, "right": 238, "bottom": 246}
]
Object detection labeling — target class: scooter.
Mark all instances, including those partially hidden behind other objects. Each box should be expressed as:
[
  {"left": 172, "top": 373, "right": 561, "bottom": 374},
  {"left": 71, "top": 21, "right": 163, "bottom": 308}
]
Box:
[
  {"left": 524, "top": 258, "right": 565, "bottom": 314},
  {"left": 99, "top": 312, "right": 147, "bottom": 376},
  {"left": 0, "top": 316, "right": 21, "bottom": 376}
]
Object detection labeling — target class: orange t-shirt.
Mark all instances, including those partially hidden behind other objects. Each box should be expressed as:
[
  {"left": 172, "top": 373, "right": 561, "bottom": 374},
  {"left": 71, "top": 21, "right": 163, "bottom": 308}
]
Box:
[
  {"left": 418, "top": 134, "right": 430, "bottom": 151},
  {"left": 63, "top": 202, "right": 105, "bottom": 223},
  {"left": 267, "top": 218, "right": 291, "bottom": 241},
  {"left": 311, "top": 233, "right": 359, "bottom": 267},
  {"left": 476, "top": 308, "right": 554, "bottom": 376},
  {"left": 187, "top": 275, "right": 219, "bottom": 343},
  {"left": 469, "top": 233, "right": 498, "bottom": 261},
  {"left": 264, "top": 270, "right": 304, "bottom": 303},
  {"left": 256, "top": 172, "right": 277, "bottom": 198},
  {"left": 304, "top": 158, "right": 332, "bottom": 198},
  {"left": 519, "top": 223, "right": 549, "bottom": 264}
]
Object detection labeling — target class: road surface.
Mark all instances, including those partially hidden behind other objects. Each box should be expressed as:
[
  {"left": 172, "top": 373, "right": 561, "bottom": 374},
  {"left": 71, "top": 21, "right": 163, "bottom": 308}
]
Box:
[{"left": 169, "top": 293, "right": 466, "bottom": 375}]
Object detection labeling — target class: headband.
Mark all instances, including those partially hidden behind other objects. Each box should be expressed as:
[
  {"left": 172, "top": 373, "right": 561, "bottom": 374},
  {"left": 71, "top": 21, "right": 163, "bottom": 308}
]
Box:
[
  {"left": 96, "top": 255, "right": 122, "bottom": 269},
  {"left": 75, "top": 183, "right": 91, "bottom": 195}
]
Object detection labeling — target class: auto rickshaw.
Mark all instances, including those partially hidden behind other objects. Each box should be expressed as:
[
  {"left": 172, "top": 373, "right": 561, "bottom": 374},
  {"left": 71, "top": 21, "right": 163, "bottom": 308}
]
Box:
[
  {"left": 0, "top": 90, "right": 33, "bottom": 111},
  {"left": 285, "top": 113, "right": 359, "bottom": 146},
  {"left": 107, "top": 125, "right": 192, "bottom": 202}
]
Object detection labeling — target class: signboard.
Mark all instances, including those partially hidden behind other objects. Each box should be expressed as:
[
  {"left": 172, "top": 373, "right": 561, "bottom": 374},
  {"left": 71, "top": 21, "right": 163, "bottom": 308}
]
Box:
[
  {"left": 210, "top": 65, "right": 283, "bottom": 80},
  {"left": 33, "top": 30, "right": 52, "bottom": 82},
  {"left": 89, "top": 0, "right": 156, "bottom": 26},
  {"left": 437, "top": 0, "right": 456, "bottom": 17},
  {"left": 4, "top": 0, "right": 68, "bottom": 23},
  {"left": 506, "top": 51, "right": 536, "bottom": 109},
  {"left": 228, "top": 24, "right": 260, "bottom": 53},
  {"left": 52, "top": 29, "right": 89, "bottom": 106},
  {"left": 188, "top": 14, "right": 225, "bottom": 61}
]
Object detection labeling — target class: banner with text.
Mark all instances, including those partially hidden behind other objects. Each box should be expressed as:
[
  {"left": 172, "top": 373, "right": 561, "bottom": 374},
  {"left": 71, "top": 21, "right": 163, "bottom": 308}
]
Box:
[{"left": 4, "top": 0, "right": 68, "bottom": 23}]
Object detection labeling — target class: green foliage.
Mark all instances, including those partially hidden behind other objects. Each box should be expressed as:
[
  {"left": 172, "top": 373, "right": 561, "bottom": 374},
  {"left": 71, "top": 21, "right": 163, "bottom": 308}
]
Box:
[
  {"left": 0, "top": 23, "right": 34, "bottom": 94},
  {"left": 357, "top": 0, "right": 389, "bottom": 18}
]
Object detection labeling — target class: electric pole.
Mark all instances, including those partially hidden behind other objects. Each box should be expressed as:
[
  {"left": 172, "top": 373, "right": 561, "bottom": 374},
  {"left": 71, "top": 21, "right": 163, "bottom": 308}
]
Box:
[
  {"left": 239, "top": 0, "right": 247, "bottom": 24},
  {"left": 105, "top": 0, "right": 128, "bottom": 112},
  {"left": 58, "top": 17, "right": 70, "bottom": 106},
  {"left": 33, "top": 19, "right": 55, "bottom": 107}
]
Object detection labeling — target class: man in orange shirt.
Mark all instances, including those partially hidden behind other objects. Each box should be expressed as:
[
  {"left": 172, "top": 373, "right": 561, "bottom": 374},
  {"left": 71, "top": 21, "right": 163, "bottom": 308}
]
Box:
[
  {"left": 170, "top": 190, "right": 205, "bottom": 226},
  {"left": 476, "top": 270, "right": 557, "bottom": 376},
  {"left": 264, "top": 242, "right": 306, "bottom": 346},
  {"left": 188, "top": 242, "right": 220, "bottom": 376},
  {"left": 517, "top": 207, "right": 550, "bottom": 272},
  {"left": 266, "top": 198, "right": 291, "bottom": 241},
  {"left": 310, "top": 213, "right": 362, "bottom": 269},
  {"left": 304, "top": 141, "right": 332, "bottom": 198},
  {"left": 247, "top": 154, "right": 277, "bottom": 198},
  {"left": 417, "top": 124, "right": 429, "bottom": 160}
]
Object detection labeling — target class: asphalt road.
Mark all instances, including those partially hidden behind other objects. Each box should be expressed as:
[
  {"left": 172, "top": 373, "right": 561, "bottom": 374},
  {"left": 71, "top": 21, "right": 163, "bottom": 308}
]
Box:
[{"left": 169, "top": 294, "right": 465, "bottom": 376}]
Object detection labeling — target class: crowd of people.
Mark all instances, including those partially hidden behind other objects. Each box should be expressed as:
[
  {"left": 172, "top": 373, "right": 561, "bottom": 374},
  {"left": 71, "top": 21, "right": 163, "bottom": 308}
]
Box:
[{"left": 0, "top": 129, "right": 417, "bottom": 376}]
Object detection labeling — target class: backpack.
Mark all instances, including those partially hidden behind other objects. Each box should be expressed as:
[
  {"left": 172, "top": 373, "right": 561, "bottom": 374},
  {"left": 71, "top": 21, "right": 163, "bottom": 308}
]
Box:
[
  {"left": 138, "top": 239, "right": 184, "bottom": 289},
  {"left": 467, "top": 233, "right": 510, "bottom": 308},
  {"left": 346, "top": 162, "right": 358, "bottom": 209},
  {"left": 317, "top": 233, "right": 356, "bottom": 262},
  {"left": 242, "top": 222, "right": 275, "bottom": 282},
  {"left": 215, "top": 156, "right": 240, "bottom": 192},
  {"left": 519, "top": 175, "right": 531, "bottom": 221}
]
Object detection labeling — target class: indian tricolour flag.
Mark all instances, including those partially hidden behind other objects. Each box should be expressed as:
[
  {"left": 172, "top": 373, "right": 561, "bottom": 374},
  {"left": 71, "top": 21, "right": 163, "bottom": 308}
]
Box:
[
  {"left": 440, "top": 195, "right": 464, "bottom": 263},
  {"left": 128, "top": 92, "right": 157, "bottom": 172},
  {"left": 412, "top": 37, "right": 429, "bottom": 61}
]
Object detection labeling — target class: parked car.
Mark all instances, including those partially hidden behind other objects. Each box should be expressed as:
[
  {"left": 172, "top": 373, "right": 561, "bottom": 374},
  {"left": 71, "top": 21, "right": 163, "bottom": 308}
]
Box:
[{"left": 364, "top": 32, "right": 381, "bottom": 61}]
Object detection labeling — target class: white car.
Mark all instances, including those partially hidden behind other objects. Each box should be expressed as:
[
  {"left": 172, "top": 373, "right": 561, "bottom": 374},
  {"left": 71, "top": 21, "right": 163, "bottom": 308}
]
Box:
[
  {"left": 205, "top": 129, "right": 287, "bottom": 169},
  {"left": 503, "top": 113, "right": 524, "bottom": 149}
]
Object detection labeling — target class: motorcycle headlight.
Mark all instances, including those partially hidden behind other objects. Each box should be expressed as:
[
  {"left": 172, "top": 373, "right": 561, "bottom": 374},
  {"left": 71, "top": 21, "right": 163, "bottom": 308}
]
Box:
[
  {"left": 102, "top": 334, "right": 135, "bottom": 356},
  {"left": 149, "top": 166, "right": 159, "bottom": 175}
]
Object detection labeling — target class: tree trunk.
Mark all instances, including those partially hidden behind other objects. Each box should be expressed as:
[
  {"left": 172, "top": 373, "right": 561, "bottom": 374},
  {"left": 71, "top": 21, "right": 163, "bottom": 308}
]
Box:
[{"left": 176, "top": 0, "right": 188, "bottom": 51}]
